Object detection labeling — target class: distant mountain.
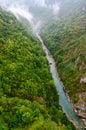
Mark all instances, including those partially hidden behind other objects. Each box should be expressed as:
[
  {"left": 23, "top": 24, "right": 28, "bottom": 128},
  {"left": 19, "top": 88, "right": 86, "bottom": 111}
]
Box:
[{"left": 59, "top": 0, "right": 86, "bottom": 18}]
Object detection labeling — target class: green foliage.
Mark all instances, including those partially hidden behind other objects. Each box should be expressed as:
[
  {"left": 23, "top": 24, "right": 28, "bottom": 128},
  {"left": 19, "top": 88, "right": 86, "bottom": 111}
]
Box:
[
  {"left": 41, "top": 6, "right": 86, "bottom": 103},
  {"left": 0, "top": 9, "right": 75, "bottom": 130}
]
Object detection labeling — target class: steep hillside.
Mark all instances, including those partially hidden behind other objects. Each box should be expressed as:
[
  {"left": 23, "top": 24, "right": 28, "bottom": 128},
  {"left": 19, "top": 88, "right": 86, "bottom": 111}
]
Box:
[
  {"left": 59, "top": 0, "right": 86, "bottom": 18},
  {"left": 0, "top": 8, "right": 76, "bottom": 130},
  {"left": 41, "top": 0, "right": 86, "bottom": 127}
]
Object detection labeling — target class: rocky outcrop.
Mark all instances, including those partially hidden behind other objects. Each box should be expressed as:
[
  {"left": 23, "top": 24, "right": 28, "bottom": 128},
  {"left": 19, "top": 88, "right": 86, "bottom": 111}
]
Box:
[
  {"left": 80, "top": 77, "right": 86, "bottom": 84},
  {"left": 73, "top": 92, "right": 86, "bottom": 129}
]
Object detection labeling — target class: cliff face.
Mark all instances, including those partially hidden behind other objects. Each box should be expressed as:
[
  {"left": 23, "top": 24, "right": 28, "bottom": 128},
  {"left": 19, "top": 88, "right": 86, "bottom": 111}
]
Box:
[{"left": 41, "top": 0, "right": 86, "bottom": 128}]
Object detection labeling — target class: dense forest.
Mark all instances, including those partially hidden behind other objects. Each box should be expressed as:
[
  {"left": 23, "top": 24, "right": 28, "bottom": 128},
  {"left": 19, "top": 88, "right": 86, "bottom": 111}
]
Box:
[
  {"left": 41, "top": 0, "right": 86, "bottom": 123},
  {"left": 0, "top": 8, "right": 76, "bottom": 130}
]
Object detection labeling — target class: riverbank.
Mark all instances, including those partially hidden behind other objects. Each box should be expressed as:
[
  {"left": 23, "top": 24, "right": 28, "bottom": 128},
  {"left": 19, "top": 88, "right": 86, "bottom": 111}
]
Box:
[
  {"left": 48, "top": 52, "right": 85, "bottom": 130},
  {"left": 62, "top": 86, "right": 86, "bottom": 129},
  {"left": 55, "top": 67, "right": 86, "bottom": 129},
  {"left": 56, "top": 63, "right": 86, "bottom": 129},
  {"left": 73, "top": 93, "right": 86, "bottom": 129},
  {"left": 37, "top": 34, "right": 84, "bottom": 130},
  {"left": 56, "top": 75, "right": 86, "bottom": 128}
]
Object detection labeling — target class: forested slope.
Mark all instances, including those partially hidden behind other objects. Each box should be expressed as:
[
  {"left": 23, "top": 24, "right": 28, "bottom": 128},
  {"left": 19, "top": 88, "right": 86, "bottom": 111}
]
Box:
[
  {"left": 41, "top": 0, "right": 86, "bottom": 125},
  {"left": 0, "top": 8, "right": 76, "bottom": 130}
]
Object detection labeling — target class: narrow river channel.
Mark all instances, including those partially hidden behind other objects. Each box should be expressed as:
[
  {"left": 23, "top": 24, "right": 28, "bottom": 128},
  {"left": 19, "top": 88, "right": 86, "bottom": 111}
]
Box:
[{"left": 36, "top": 33, "right": 84, "bottom": 130}]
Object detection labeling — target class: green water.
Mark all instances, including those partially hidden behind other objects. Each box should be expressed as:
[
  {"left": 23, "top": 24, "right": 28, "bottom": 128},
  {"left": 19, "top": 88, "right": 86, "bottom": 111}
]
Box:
[{"left": 37, "top": 34, "right": 84, "bottom": 130}]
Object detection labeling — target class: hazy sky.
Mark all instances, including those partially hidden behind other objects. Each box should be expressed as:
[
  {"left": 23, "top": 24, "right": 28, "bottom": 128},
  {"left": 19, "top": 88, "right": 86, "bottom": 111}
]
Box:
[
  {"left": 34, "top": 0, "right": 46, "bottom": 7},
  {"left": 0, "top": 0, "right": 60, "bottom": 32},
  {"left": 0, "top": 0, "right": 60, "bottom": 14}
]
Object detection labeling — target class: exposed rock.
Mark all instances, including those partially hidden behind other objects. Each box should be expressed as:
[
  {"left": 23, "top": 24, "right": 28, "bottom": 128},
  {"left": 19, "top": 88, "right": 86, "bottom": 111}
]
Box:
[
  {"left": 80, "top": 77, "right": 86, "bottom": 84},
  {"left": 77, "top": 114, "right": 86, "bottom": 120},
  {"left": 79, "top": 66, "right": 83, "bottom": 71},
  {"left": 73, "top": 92, "right": 86, "bottom": 128},
  {"left": 75, "top": 56, "right": 80, "bottom": 63},
  {"left": 34, "top": 97, "right": 44, "bottom": 102},
  {"left": 76, "top": 106, "right": 86, "bottom": 111}
]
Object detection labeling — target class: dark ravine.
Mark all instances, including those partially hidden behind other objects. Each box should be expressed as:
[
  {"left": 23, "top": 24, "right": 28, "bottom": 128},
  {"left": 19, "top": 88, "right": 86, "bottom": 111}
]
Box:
[{"left": 36, "top": 33, "right": 84, "bottom": 130}]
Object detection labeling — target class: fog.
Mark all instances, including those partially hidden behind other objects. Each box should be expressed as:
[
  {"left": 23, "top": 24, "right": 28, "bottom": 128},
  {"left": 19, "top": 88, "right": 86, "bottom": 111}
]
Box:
[
  {"left": 34, "top": 0, "right": 46, "bottom": 7},
  {"left": 8, "top": 6, "right": 33, "bottom": 24},
  {"left": 0, "top": 0, "right": 61, "bottom": 33}
]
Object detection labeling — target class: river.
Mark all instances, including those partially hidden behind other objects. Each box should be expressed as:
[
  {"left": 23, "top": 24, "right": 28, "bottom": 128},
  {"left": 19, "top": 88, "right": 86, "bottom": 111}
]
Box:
[{"left": 36, "top": 33, "right": 84, "bottom": 130}]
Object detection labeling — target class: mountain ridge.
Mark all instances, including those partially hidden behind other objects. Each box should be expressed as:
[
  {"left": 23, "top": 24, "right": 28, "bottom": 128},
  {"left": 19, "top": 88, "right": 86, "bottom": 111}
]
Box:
[{"left": 41, "top": 0, "right": 86, "bottom": 128}]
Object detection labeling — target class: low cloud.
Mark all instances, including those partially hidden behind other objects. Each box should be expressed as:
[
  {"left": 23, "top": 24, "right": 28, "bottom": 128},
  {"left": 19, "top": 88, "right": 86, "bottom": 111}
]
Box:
[
  {"left": 0, "top": 0, "right": 60, "bottom": 32},
  {"left": 50, "top": 3, "right": 60, "bottom": 15},
  {"left": 8, "top": 5, "right": 33, "bottom": 25},
  {"left": 34, "top": 0, "right": 46, "bottom": 7},
  {"left": 0, "top": 0, "right": 34, "bottom": 25}
]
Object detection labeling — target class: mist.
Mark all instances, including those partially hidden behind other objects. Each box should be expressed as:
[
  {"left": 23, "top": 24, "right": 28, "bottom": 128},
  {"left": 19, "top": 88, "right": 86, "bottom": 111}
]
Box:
[{"left": 0, "top": 0, "right": 61, "bottom": 33}]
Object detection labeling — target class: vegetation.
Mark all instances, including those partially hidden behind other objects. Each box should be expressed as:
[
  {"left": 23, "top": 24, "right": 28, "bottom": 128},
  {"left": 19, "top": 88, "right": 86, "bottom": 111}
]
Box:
[
  {"left": 0, "top": 8, "right": 76, "bottom": 130},
  {"left": 41, "top": 3, "right": 86, "bottom": 104}
]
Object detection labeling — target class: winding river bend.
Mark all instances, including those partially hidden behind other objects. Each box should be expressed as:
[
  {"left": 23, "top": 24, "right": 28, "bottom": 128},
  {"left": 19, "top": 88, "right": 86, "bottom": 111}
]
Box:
[{"left": 37, "top": 33, "right": 84, "bottom": 130}]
